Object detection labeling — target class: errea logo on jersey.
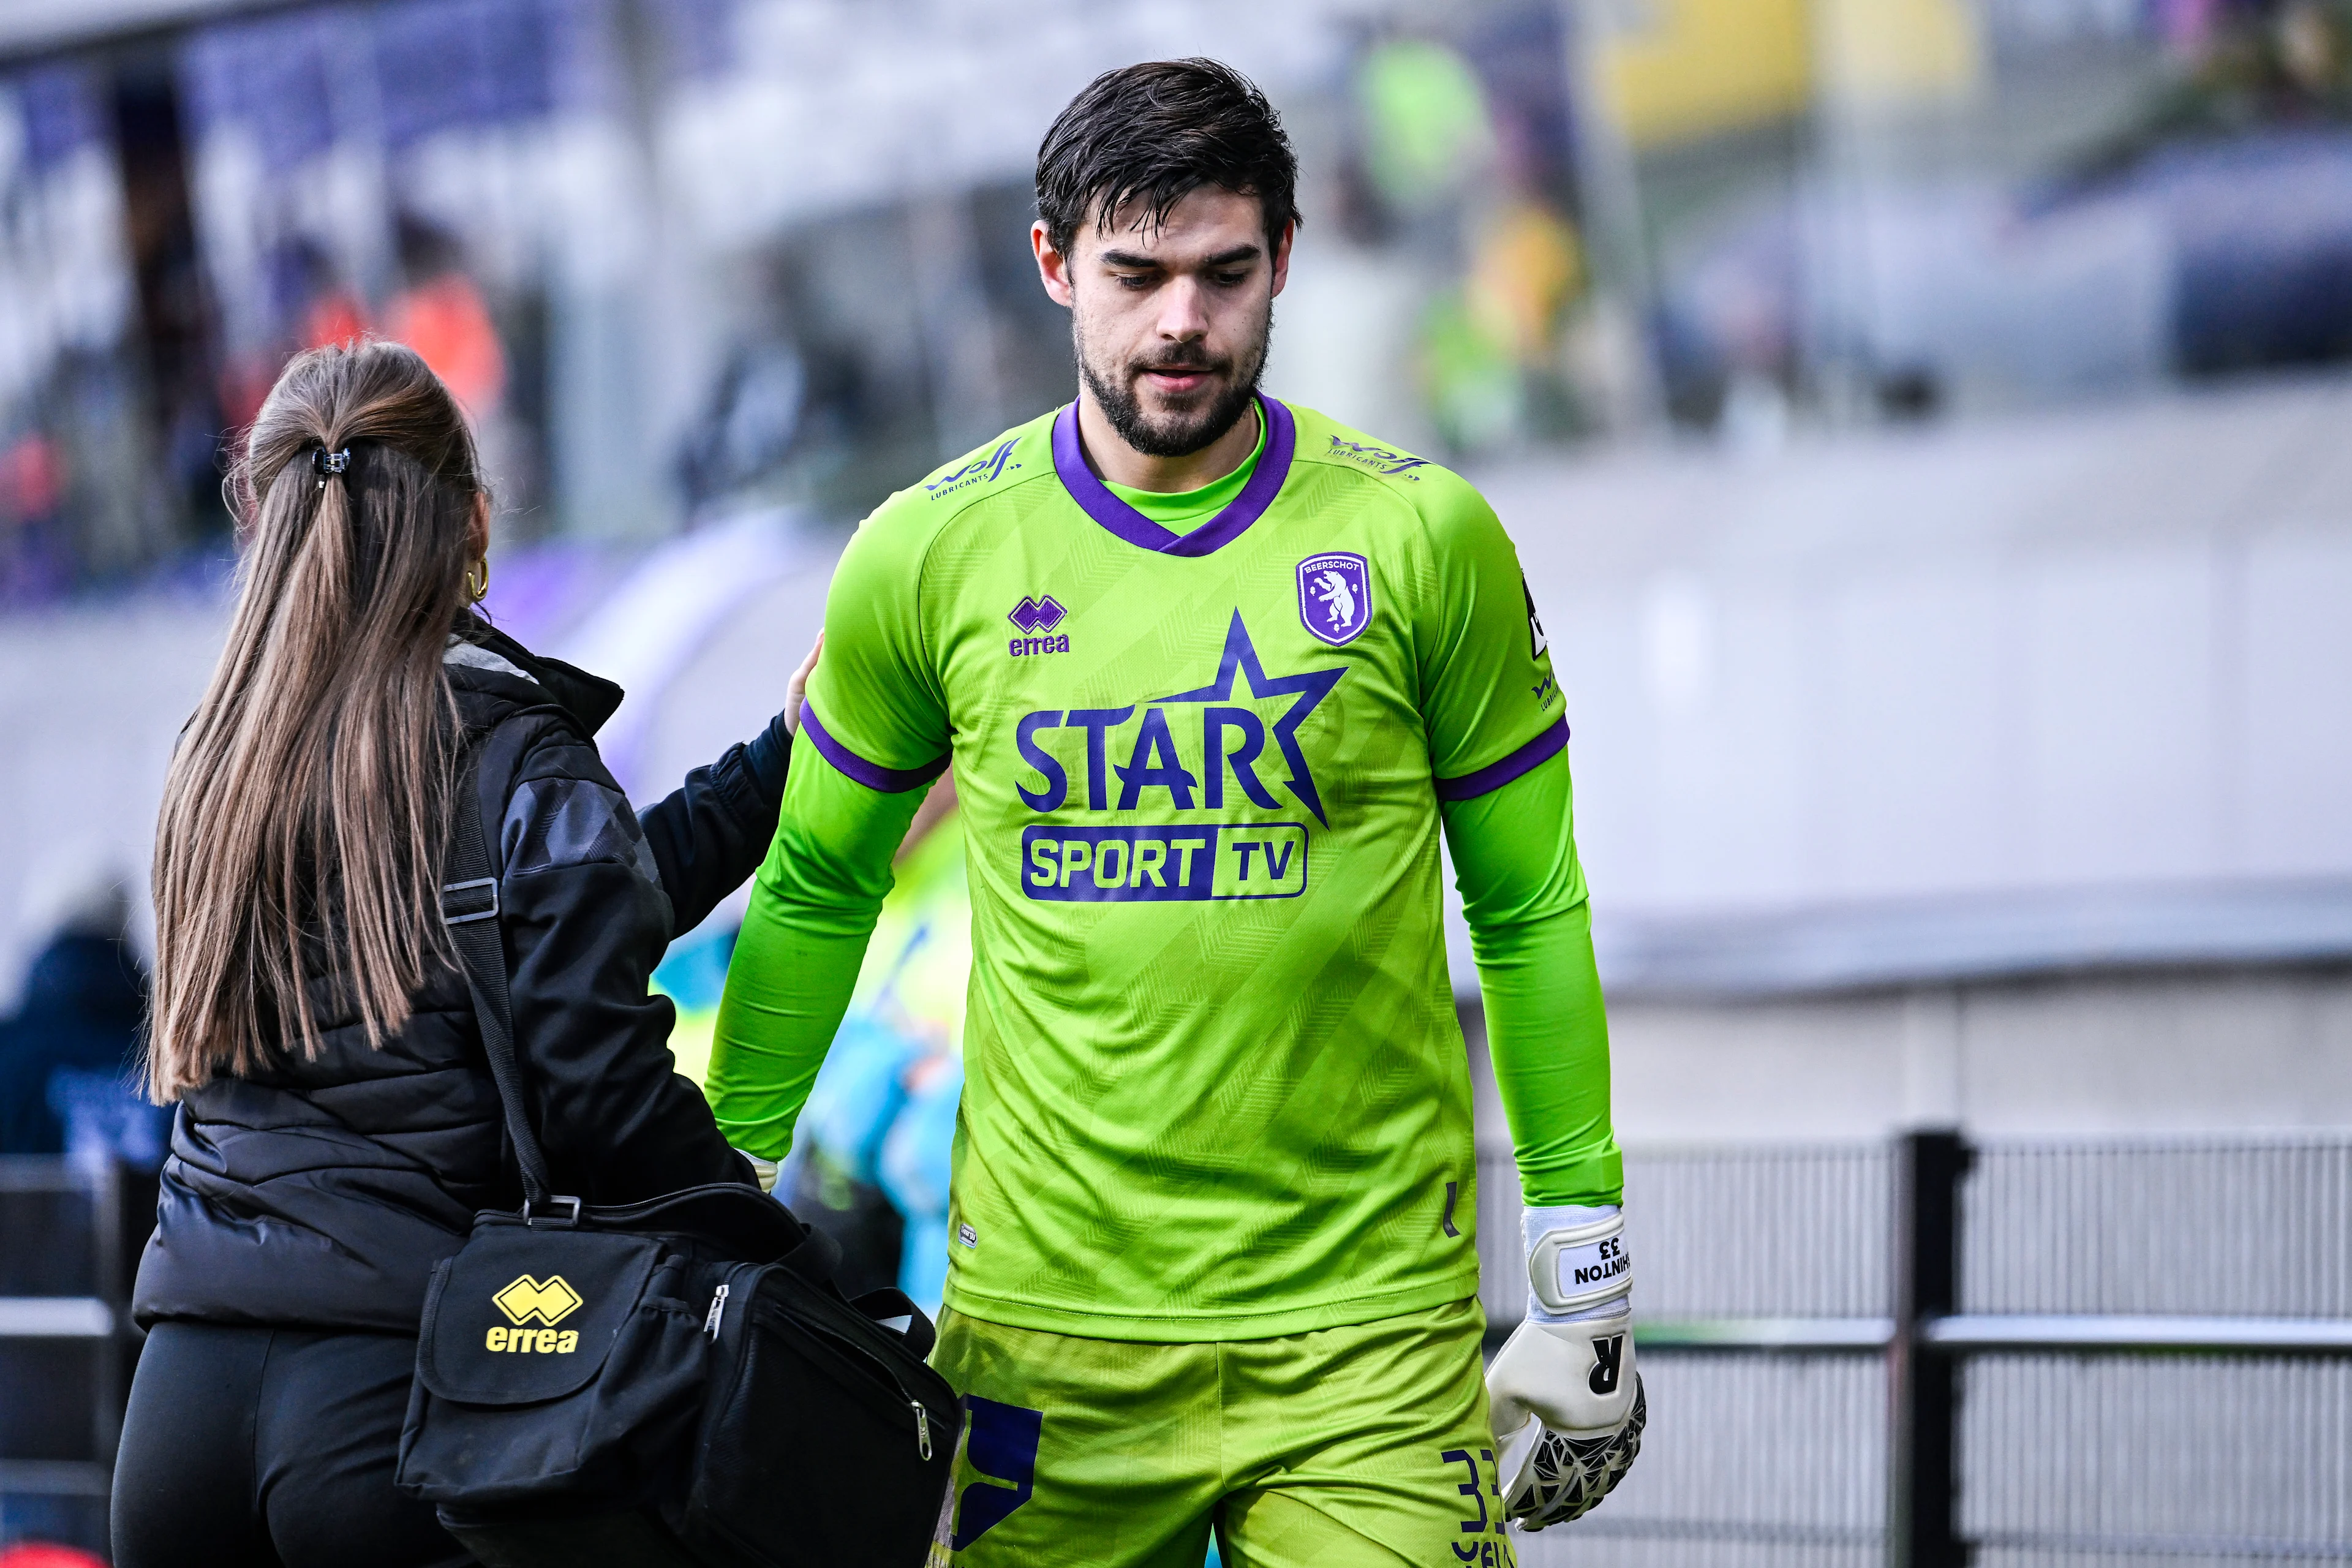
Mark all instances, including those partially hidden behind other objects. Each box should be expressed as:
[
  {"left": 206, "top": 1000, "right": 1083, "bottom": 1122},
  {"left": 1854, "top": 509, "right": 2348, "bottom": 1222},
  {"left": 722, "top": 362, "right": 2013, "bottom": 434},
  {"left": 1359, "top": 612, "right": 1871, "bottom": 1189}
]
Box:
[{"left": 1008, "top": 595, "right": 1069, "bottom": 657}]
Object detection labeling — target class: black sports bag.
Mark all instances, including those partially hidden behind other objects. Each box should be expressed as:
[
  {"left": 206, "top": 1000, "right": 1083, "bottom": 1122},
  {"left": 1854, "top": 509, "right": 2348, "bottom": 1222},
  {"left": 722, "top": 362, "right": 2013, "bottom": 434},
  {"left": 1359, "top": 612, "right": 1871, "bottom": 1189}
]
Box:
[{"left": 394, "top": 728, "right": 962, "bottom": 1567}]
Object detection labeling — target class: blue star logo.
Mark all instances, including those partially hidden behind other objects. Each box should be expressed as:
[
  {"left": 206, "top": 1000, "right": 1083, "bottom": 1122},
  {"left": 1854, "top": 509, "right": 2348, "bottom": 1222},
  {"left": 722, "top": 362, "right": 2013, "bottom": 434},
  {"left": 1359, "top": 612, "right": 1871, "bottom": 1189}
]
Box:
[{"left": 1157, "top": 612, "right": 1346, "bottom": 824}]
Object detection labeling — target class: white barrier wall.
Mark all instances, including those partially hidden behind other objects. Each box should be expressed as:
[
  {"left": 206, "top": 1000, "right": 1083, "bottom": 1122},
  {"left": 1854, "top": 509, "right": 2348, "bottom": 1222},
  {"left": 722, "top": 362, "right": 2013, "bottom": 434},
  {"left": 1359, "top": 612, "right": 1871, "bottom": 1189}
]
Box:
[
  {"left": 1472, "top": 371, "right": 2352, "bottom": 988},
  {"left": 0, "top": 601, "right": 223, "bottom": 1006}
]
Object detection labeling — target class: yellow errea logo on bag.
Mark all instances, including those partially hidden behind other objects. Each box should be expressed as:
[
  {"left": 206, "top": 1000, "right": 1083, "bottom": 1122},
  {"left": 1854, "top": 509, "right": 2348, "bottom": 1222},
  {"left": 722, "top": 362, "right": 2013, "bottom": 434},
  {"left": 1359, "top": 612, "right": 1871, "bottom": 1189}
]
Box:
[
  {"left": 486, "top": 1275, "right": 583, "bottom": 1354},
  {"left": 494, "top": 1273, "right": 582, "bottom": 1325}
]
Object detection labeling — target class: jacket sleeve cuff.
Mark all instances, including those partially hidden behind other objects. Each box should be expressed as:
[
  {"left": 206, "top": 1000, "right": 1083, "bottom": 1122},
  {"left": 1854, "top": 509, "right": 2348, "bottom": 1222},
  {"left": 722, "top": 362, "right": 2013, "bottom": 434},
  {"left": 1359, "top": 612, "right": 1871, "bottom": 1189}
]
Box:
[{"left": 743, "top": 711, "right": 794, "bottom": 806}]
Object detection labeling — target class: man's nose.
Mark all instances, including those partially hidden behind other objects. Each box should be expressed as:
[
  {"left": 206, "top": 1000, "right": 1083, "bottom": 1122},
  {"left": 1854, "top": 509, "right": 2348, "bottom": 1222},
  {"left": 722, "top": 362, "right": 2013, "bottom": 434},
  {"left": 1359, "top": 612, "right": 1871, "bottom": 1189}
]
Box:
[{"left": 1156, "top": 275, "right": 1211, "bottom": 341}]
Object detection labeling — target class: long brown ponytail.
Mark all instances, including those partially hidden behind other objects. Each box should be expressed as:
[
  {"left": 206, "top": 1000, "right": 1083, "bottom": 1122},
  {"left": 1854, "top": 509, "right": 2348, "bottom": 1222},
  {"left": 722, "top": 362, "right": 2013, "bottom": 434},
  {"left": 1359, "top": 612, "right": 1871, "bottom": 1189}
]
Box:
[{"left": 148, "top": 341, "right": 486, "bottom": 1100}]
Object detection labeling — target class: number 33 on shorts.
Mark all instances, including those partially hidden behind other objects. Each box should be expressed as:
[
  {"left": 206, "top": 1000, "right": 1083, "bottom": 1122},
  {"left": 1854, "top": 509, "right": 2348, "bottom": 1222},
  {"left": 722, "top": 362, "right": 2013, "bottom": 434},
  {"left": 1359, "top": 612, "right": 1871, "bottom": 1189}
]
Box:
[
  {"left": 930, "top": 1301, "right": 1523, "bottom": 1567},
  {"left": 1439, "top": 1446, "right": 1518, "bottom": 1567}
]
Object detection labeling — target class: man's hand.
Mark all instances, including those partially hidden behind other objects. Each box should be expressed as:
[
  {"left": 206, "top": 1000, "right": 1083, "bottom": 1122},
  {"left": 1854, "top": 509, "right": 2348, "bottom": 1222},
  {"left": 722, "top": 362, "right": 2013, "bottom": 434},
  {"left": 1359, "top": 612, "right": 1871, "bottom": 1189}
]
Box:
[
  {"left": 785, "top": 631, "right": 823, "bottom": 736},
  {"left": 1487, "top": 1204, "right": 1645, "bottom": 1529}
]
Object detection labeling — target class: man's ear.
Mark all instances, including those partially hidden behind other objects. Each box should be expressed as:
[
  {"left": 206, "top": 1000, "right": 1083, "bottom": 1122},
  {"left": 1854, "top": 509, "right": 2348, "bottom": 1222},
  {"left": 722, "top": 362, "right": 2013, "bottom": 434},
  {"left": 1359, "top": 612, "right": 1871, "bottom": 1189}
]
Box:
[
  {"left": 1033, "top": 219, "right": 1076, "bottom": 309},
  {"left": 1270, "top": 219, "right": 1295, "bottom": 300}
]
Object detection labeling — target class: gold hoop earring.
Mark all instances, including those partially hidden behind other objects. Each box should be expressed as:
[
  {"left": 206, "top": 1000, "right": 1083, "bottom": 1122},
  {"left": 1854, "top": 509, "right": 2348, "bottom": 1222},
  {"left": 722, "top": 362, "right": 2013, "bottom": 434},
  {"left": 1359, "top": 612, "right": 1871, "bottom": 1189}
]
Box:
[{"left": 467, "top": 557, "right": 489, "bottom": 603}]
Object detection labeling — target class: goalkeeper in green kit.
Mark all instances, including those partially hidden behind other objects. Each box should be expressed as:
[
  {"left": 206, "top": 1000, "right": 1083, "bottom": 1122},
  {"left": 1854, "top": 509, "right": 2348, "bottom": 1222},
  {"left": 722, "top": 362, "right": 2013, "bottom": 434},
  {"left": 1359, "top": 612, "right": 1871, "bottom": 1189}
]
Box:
[{"left": 708, "top": 59, "right": 1642, "bottom": 1566}]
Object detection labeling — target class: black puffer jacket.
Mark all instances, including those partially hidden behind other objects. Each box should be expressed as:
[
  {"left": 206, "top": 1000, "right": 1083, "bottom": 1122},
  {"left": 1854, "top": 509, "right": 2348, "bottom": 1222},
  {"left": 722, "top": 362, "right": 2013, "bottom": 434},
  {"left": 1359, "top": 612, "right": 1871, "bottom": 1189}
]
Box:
[{"left": 134, "top": 620, "right": 786, "bottom": 1333}]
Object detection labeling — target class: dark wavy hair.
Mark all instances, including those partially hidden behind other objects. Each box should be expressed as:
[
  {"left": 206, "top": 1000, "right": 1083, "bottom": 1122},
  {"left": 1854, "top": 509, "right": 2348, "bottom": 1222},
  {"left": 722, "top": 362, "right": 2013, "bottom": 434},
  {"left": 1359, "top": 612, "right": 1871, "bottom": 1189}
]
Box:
[{"left": 1035, "top": 58, "right": 1299, "bottom": 258}]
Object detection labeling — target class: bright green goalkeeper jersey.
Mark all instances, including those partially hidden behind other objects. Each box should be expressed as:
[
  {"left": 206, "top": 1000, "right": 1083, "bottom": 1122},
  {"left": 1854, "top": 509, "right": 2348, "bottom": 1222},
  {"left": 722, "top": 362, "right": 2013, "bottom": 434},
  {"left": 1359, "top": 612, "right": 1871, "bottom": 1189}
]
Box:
[{"left": 711, "top": 397, "right": 1618, "bottom": 1340}]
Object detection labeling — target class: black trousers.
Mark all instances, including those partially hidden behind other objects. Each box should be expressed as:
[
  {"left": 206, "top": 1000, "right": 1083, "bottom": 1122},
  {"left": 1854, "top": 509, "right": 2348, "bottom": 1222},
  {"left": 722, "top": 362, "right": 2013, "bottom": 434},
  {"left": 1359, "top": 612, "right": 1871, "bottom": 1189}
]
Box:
[{"left": 112, "top": 1321, "right": 473, "bottom": 1568}]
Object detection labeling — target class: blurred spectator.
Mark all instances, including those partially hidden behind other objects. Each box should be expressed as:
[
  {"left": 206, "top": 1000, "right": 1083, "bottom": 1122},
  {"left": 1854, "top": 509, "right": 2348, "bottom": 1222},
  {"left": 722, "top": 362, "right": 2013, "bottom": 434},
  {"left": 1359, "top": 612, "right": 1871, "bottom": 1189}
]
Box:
[
  {"left": 218, "top": 239, "right": 373, "bottom": 437},
  {"left": 297, "top": 287, "right": 369, "bottom": 356},
  {"left": 652, "top": 918, "right": 736, "bottom": 1092},
  {"left": 875, "top": 1050, "right": 961, "bottom": 1311},
  {"left": 1355, "top": 37, "right": 1496, "bottom": 214},
  {"left": 0, "top": 867, "right": 156, "bottom": 1164},
  {"left": 2158, "top": 0, "right": 2351, "bottom": 98},
  {"left": 276, "top": 236, "right": 370, "bottom": 354},
  {"left": 1468, "top": 200, "right": 1584, "bottom": 366},
  {"left": 0, "top": 432, "right": 70, "bottom": 607},
  {"left": 385, "top": 216, "right": 504, "bottom": 420},
  {"left": 0, "top": 1545, "right": 108, "bottom": 1568},
  {"left": 1349, "top": 23, "right": 1594, "bottom": 451},
  {"left": 1426, "top": 198, "right": 1587, "bottom": 450}
]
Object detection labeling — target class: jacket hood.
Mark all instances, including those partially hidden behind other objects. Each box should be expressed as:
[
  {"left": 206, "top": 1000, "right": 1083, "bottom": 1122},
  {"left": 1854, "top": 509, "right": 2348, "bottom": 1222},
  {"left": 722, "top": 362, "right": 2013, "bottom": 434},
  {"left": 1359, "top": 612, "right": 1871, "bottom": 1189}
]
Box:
[{"left": 446, "top": 616, "right": 624, "bottom": 736}]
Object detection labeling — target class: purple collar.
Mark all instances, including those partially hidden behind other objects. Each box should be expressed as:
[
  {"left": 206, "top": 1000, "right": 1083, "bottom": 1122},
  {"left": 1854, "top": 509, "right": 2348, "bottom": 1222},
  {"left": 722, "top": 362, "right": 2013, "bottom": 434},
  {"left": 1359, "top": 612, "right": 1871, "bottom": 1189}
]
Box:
[{"left": 1052, "top": 395, "right": 1296, "bottom": 558}]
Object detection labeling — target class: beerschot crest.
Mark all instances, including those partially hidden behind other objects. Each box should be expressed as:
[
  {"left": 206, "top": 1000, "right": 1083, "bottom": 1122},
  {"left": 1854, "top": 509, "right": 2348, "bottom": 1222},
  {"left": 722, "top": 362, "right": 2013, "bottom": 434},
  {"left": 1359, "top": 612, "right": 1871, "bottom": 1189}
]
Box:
[{"left": 1296, "top": 552, "right": 1370, "bottom": 647}]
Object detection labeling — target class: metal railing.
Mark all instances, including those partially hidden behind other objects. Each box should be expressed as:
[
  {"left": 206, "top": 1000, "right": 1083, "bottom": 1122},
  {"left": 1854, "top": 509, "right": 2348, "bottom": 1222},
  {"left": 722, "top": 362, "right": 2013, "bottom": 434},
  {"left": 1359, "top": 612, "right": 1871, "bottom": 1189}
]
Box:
[
  {"left": 0, "top": 1155, "right": 146, "bottom": 1549},
  {"left": 10, "top": 1140, "right": 2351, "bottom": 1560},
  {"left": 1485, "top": 1133, "right": 2352, "bottom": 1567}
]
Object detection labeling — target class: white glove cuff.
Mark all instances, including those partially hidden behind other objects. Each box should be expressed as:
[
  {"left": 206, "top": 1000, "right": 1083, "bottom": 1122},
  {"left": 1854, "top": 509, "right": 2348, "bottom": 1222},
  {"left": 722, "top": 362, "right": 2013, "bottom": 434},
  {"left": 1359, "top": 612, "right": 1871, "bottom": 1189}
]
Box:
[
  {"left": 1525, "top": 1203, "right": 1631, "bottom": 1319},
  {"left": 735, "top": 1148, "right": 780, "bottom": 1195}
]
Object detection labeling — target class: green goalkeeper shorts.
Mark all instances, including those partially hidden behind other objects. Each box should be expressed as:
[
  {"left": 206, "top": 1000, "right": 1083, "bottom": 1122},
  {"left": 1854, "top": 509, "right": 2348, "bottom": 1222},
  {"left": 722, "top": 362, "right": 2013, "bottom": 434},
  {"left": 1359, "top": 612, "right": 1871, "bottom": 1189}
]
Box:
[{"left": 924, "top": 1296, "right": 1518, "bottom": 1568}]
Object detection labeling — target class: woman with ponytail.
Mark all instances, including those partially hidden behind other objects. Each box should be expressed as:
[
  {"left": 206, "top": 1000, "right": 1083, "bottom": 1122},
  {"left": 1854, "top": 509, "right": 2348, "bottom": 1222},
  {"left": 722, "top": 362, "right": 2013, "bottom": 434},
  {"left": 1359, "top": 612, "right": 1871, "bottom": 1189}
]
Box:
[{"left": 113, "top": 342, "right": 811, "bottom": 1567}]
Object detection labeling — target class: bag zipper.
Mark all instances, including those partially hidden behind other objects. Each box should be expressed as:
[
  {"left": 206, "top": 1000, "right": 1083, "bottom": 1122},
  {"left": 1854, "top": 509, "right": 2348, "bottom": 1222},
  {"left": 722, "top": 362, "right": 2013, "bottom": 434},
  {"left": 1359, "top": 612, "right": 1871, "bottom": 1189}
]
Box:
[
  {"left": 779, "top": 1308, "right": 943, "bottom": 1461},
  {"left": 704, "top": 1283, "right": 729, "bottom": 1338}
]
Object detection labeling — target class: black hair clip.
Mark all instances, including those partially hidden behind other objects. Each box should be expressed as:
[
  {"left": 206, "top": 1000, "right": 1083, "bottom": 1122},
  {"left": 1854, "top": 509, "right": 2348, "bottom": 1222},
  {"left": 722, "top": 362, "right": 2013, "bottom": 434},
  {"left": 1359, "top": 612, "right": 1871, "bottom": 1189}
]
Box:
[{"left": 312, "top": 446, "right": 351, "bottom": 487}]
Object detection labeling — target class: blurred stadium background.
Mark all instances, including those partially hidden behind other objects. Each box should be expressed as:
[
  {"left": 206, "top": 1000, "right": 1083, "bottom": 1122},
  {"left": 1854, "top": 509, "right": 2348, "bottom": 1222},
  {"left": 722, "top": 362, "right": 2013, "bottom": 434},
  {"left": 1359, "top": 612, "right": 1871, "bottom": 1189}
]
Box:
[{"left": 2, "top": 0, "right": 2350, "bottom": 1562}]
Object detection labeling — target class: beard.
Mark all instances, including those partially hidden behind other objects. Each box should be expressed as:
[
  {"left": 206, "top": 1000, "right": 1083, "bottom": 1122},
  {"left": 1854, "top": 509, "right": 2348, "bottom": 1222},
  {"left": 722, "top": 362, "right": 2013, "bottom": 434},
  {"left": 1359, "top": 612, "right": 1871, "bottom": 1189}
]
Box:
[{"left": 1074, "top": 300, "right": 1272, "bottom": 459}]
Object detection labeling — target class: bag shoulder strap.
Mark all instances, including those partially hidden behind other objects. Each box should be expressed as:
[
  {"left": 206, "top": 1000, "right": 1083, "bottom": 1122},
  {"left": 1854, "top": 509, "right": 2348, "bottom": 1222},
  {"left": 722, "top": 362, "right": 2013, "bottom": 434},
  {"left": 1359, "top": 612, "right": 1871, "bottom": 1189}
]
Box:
[{"left": 440, "top": 717, "right": 577, "bottom": 1222}]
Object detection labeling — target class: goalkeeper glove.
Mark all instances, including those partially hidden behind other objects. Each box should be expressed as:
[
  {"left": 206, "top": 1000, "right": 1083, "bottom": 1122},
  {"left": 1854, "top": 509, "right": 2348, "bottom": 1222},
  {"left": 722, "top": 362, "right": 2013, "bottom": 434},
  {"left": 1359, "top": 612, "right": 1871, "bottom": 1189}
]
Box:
[
  {"left": 735, "top": 1148, "right": 780, "bottom": 1194},
  {"left": 1487, "top": 1203, "right": 1645, "bottom": 1529}
]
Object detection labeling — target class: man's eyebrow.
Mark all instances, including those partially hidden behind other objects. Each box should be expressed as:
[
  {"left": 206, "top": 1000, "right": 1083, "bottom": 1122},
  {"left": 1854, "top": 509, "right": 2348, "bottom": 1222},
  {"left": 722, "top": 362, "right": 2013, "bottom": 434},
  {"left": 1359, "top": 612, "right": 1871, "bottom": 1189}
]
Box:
[{"left": 1098, "top": 244, "right": 1264, "bottom": 270}]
